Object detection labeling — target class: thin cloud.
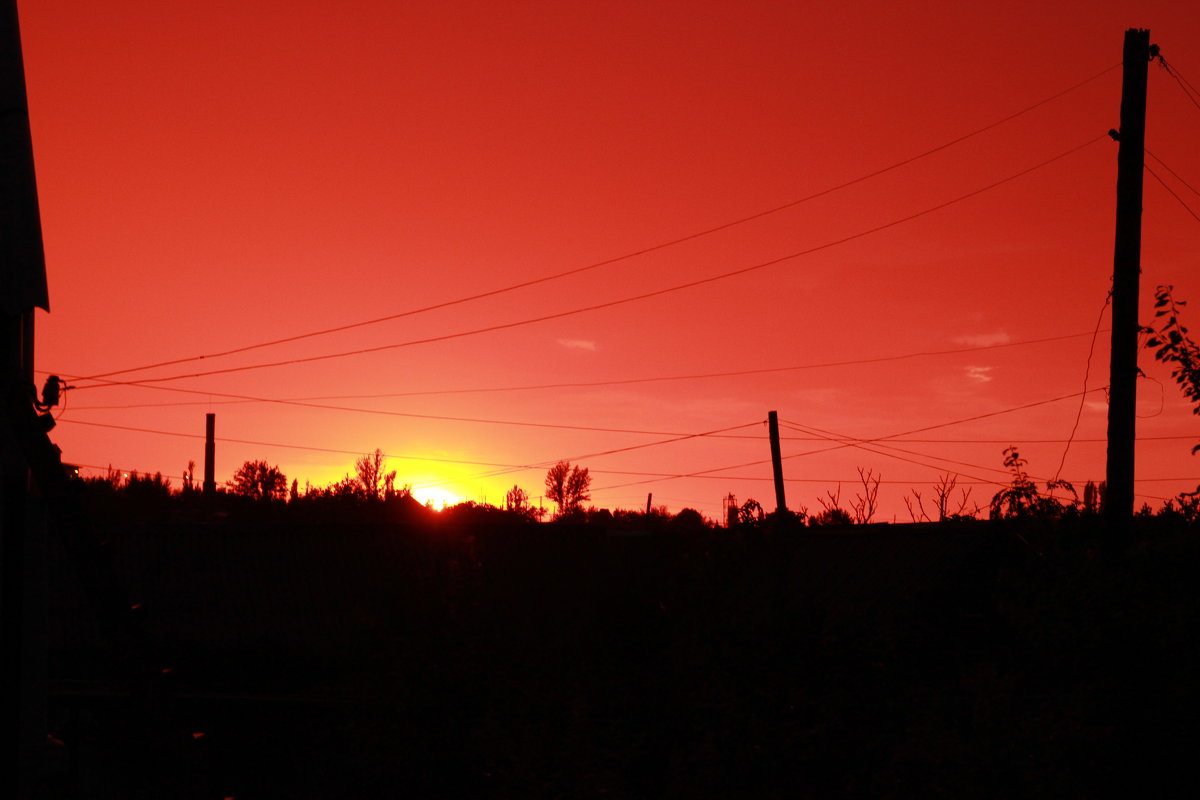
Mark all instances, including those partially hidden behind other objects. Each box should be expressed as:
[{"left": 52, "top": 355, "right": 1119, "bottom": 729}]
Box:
[
  {"left": 558, "top": 339, "right": 597, "bottom": 351},
  {"left": 965, "top": 365, "right": 993, "bottom": 383},
  {"left": 954, "top": 331, "right": 1011, "bottom": 347}
]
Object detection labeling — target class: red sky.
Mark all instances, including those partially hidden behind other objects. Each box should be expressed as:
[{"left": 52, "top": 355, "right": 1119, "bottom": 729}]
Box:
[{"left": 18, "top": 0, "right": 1200, "bottom": 520}]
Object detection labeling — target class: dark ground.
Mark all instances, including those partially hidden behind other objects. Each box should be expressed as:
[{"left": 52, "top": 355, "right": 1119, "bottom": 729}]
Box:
[{"left": 36, "top": 515, "right": 1200, "bottom": 798}]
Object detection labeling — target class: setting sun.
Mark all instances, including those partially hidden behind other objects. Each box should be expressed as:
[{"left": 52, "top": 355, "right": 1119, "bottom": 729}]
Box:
[{"left": 410, "top": 484, "right": 463, "bottom": 511}]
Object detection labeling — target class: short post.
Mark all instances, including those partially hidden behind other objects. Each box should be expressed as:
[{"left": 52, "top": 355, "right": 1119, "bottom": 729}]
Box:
[
  {"left": 203, "top": 413, "right": 216, "bottom": 499},
  {"left": 768, "top": 411, "right": 787, "bottom": 514}
]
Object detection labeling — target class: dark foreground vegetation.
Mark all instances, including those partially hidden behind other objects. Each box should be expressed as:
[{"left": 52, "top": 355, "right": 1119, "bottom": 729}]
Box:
[{"left": 38, "top": 489, "right": 1200, "bottom": 799}]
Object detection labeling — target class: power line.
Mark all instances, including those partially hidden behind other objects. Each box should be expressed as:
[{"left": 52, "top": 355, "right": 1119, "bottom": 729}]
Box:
[
  {"left": 412, "top": 420, "right": 768, "bottom": 492},
  {"left": 58, "top": 419, "right": 541, "bottom": 470},
  {"left": 1146, "top": 148, "right": 1200, "bottom": 198},
  {"left": 773, "top": 420, "right": 1142, "bottom": 506},
  {"left": 62, "top": 377, "right": 747, "bottom": 436},
  {"left": 59, "top": 328, "right": 1106, "bottom": 409},
  {"left": 591, "top": 387, "right": 1108, "bottom": 492},
  {"left": 63, "top": 456, "right": 1188, "bottom": 496},
  {"left": 73, "top": 368, "right": 1121, "bottom": 447},
  {"left": 73, "top": 64, "right": 1121, "bottom": 384},
  {"left": 58, "top": 416, "right": 771, "bottom": 500},
  {"left": 58, "top": 419, "right": 764, "bottom": 491},
  {"left": 73, "top": 135, "right": 1109, "bottom": 390},
  {"left": 807, "top": 434, "right": 1192, "bottom": 444},
  {"left": 557, "top": 422, "right": 762, "bottom": 463},
  {"left": 588, "top": 469, "right": 1182, "bottom": 490},
  {"left": 778, "top": 420, "right": 1005, "bottom": 487},
  {"left": 1157, "top": 55, "right": 1200, "bottom": 111},
  {"left": 414, "top": 385, "right": 1115, "bottom": 494},
  {"left": 782, "top": 414, "right": 1170, "bottom": 505},
  {"left": 58, "top": 420, "right": 730, "bottom": 487},
  {"left": 590, "top": 412, "right": 1174, "bottom": 501},
  {"left": 1054, "top": 292, "right": 1111, "bottom": 480},
  {"left": 58, "top": 414, "right": 1187, "bottom": 505},
  {"left": 788, "top": 386, "right": 1110, "bottom": 454},
  {"left": 57, "top": 407, "right": 755, "bottom": 442},
  {"left": 782, "top": 420, "right": 1010, "bottom": 477},
  {"left": 51, "top": 378, "right": 1200, "bottom": 446},
  {"left": 1146, "top": 162, "right": 1200, "bottom": 224}
]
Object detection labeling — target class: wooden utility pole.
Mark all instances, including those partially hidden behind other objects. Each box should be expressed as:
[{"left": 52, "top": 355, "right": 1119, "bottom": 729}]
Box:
[
  {"left": 645, "top": 493, "right": 652, "bottom": 515},
  {"left": 203, "top": 413, "right": 216, "bottom": 498},
  {"left": 768, "top": 411, "right": 786, "bottom": 514},
  {"left": 1105, "top": 28, "right": 1151, "bottom": 529}
]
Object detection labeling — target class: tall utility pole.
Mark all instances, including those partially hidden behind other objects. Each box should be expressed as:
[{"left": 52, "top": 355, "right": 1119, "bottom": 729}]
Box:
[
  {"left": 768, "top": 411, "right": 787, "bottom": 514},
  {"left": 1105, "top": 28, "right": 1151, "bottom": 529}
]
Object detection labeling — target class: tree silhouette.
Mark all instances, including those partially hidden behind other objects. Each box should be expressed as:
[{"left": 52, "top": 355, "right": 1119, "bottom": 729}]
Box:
[
  {"left": 544, "top": 461, "right": 590, "bottom": 517},
  {"left": 811, "top": 485, "right": 852, "bottom": 526},
  {"left": 228, "top": 460, "right": 287, "bottom": 502},
  {"left": 904, "top": 473, "right": 978, "bottom": 522},
  {"left": 504, "top": 484, "right": 543, "bottom": 520},
  {"left": 672, "top": 507, "right": 707, "bottom": 530},
  {"left": 851, "top": 467, "right": 881, "bottom": 524},
  {"left": 736, "top": 498, "right": 765, "bottom": 525},
  {"left": 355, "top": 449, "right": 395, "bottom": 500},
  {"left": 989, "top": 446, "right": 1074, "bottom": 519}
]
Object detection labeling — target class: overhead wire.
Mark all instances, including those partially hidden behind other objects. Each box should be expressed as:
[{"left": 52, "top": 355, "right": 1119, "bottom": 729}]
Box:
[
  {"left": 1136, "top": 373, "right": 1166, "bottom": 419},
  {"left": 591, "top": 386, "right": 1108, "bottom": 493},
  {"left": 54, "top": 378, "right": 1200, "bottom": 446},
  {"left": 811, "top": 434, "right": 1192, "bottom": 444},
  {"left": 60, "top": 405, "right": 1188, "bottom": 504},
  {"left": 58, "top": 419, "right": 542, "bottom": 470},
  {"left": 59, "top": 328, "right": 1108, "bottom": 409},
  {"left": 57, "top": 404, "right": 756, "bottom": 440},
  {"left": 70, "top": 134, "right": 1110, "bottom": 390},
  {"left": 1157, "top": 55, "right": 1200, "bottom": 111},
  {"left": 72, "top": 63, "right": 1121, "bottom": 384},
  {"left": 391, "top": 384, "right": 1118, "bottom": 495},
  {"left": 1053, "top": 291, "right": 1111, "bottom": 481},
  {"left": 58, "top": 418, "right": 762, "bottom": 480},
  {"left": 778, "top": 420, "right": 1005, "bottom": 487},
  {"left": 1146, "top": 148, "right": 1200, "bottom": 199},
  {"left": 411, "top": 387, "right": 1110, "bottom": 494},
  {"left": 779, "top": 419, "right": 1174, "bottom": 506},
  {"left": 401, "top": 421, "right": 769, "bottom": 492},
  {"left": 1145, "top": 162, "right": 1200, "bottom": 224},
  {"left": 781, "top": 420, "right": 1009, "bottom": 481}
]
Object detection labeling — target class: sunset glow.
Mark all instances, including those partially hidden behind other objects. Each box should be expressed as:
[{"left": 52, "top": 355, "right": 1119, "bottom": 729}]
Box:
[
  {"left": 409, "top": 486, "right": 465, "bottom": 512},
  {"left": 19, "top": 0, "right": 1200, "bottom": 520}
]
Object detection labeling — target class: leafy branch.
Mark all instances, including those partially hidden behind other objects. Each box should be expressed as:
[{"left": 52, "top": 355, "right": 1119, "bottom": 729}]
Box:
[
  {"left": 1143, "top": 285, "right": 1200, "bottom": 452},
  {"left": 989, "top": 447, "right": 1076, "bottom": 519}
]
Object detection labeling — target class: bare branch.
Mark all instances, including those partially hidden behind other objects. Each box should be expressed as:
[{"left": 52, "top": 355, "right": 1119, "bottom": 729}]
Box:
[{"left": 852, "top": 467, "right": 881, "bottom": 524}]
